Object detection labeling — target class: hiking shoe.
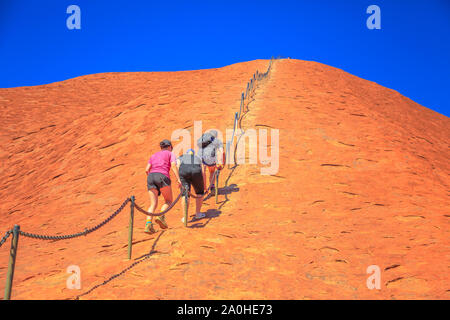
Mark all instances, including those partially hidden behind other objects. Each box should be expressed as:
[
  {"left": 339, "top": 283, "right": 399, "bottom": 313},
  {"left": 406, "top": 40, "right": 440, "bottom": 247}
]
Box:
[
  {"left": 181, "top": 216, "right": 190, "bottom": 224},
  {"left": 144, "top": 222, "right": 156, "bottom": 234},
  {"left": 195, "top": 212, "right": 206, "bottom": 220},
  {"left": 155, "top": 215, "right": 168, "bottom": 229}
]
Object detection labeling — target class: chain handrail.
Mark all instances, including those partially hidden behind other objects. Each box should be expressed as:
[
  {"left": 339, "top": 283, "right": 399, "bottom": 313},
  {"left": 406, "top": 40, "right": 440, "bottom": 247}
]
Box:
[
  {"left": 17, "top": 198, "right": 130, "bottom": 241},
  {"left": 0, "top": 229, "right": 13, "bottom": 248},
  {"left": 134, "top": 192, "right": 182, "bottom": 217},
  {"left": 225, "top": 58, "right": 274, "bottom": 169}
]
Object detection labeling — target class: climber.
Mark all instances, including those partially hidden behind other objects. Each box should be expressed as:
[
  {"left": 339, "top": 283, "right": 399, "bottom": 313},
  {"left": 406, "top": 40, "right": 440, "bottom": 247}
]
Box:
[
  {"left": 144, "top": 139, "right": 182, "bottom": 234},
  {"left": 177, "top": 149, "right": 206, "bottom": 222},
  {"left": 197, "top": 130, "right": 225, "bottom": 195}
]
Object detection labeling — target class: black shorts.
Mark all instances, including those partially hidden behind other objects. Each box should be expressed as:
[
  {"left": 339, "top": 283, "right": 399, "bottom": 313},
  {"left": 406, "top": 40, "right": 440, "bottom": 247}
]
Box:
[
  {"left": 179, "top": 166, "right": 204, "bottom": 197},
  {"left": 147, "top": 172, "right": 171, "bottom": 196}
]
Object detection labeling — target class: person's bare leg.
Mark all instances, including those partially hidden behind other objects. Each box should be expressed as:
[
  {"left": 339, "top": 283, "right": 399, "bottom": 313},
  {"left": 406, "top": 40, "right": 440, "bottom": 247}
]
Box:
[
  {"left": 159, "top": 185, "right": 173, "bottom": 212},
  {"left": 145, "top": 189, "right": 158, "bottom": 231},
  {"left": 195, "top": 196, "right": 203, "bottom": 214},
  {"left": 208, "top": 166, "right": 216, "bottom": 189},
  {"left": 156, "top": 185, "right": 173, "bottom": 228}
]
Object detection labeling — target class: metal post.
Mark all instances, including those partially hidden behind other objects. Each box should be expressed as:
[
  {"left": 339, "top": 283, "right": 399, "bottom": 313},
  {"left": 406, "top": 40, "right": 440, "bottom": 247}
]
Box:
[
  {"left": 226, "top": 141, "right": 231, "bottom": 169},
  {"left": 127, "top": 196, "right": 135, "bottom": 260},
  {"left": 4, "top": 225, "right": 20, "bottom": 300},
  {"left": 240, "top": 93, "right": 244, "bottom": 118},
  {"left": 215, "top": 171, "right": 219, "bottom": 204},
  {"left": 184, "top": 195, "right": 188, "bottom": 227}
]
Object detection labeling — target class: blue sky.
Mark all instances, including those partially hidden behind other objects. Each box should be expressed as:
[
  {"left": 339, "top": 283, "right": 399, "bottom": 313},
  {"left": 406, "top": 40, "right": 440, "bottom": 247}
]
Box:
[{"left": 0, "top": 0, "right": 449, "bottom": 116}]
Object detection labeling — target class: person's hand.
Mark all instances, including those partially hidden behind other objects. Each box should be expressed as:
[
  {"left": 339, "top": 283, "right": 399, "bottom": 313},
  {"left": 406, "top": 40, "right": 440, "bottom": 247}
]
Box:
[
  {"left": 177, "top": 179, "right": 182, "bottom": 188},
  {"left": 145, "top": 170, "right": 149, "bottom": 175},
  {"left": 216, "top": 164, "right": 223, "bottom": 170}
]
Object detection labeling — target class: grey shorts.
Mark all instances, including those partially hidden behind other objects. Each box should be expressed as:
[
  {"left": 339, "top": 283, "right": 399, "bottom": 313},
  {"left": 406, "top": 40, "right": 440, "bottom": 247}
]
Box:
[{"left": 147, "top": 172, "right": 171, "bottom": 195}]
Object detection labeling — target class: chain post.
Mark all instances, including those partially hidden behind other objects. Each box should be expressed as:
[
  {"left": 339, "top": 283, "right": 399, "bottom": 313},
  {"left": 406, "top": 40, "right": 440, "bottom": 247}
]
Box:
[
  {"left": 127, "top": 196, "right": 135, "bottom": 260},
  {"left": 215, "top": 171, "right": 219, "bottom": 204},
  {"left": 226, "top": 141, "right": 231, "bottom": 169},
  {"left": 4, "top": 225, "right": 20, "bottom": 300},
  {"left": 184, "top": 194, "right": 188, "bottom": 227},
  {"left": 239, "top": 92, "right": 244, "bottom": 118}
]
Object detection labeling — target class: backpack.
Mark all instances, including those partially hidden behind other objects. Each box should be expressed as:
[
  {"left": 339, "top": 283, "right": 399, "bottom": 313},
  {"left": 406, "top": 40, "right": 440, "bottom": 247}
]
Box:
[
  {"left": 197, "top": 132, "right": 215, "bottom": 149},
  {"left": 200, "top": 144, "right": 217, "bottom": 166},
  {"left": 179, "top": 154, "right": 202, "bottom": 166}
]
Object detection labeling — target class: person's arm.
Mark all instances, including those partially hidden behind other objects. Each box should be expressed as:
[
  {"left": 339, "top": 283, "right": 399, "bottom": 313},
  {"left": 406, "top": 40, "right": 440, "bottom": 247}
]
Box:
[
  {"left": 171, "top": 162, "right": 181, "bottom": 187},
  {"left": 216, "top": 146, "right": 225, "bottom": 170},
  {"left": 169, "top": 152, "right": 181, "bottom": 186},
  {"left": 145, "top": 163, "right": 151, "bottom": 175}
]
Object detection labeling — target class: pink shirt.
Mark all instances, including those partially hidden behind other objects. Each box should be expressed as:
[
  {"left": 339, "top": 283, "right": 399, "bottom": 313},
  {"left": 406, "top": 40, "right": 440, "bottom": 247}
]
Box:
[{"left": 148, "top": 150, "right": 176, "bottom": 179}]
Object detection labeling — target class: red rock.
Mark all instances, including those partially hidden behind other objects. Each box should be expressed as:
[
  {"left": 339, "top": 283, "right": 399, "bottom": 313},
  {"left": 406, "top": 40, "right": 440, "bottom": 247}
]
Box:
[{"left": 0, "top": 59, "right": 448, "bottom": 300}]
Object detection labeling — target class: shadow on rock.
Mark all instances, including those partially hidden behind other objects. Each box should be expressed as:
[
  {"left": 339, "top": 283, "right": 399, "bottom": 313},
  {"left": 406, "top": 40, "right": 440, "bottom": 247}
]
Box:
[
  {"left": 74, "top": 231, "right": 166, "bottom": 300},
  {"left": 217, "top": 184, "right": 239, "bottom": 196},
  {"left": 189, "top": 209, "right": 222, "bottom": 229}
]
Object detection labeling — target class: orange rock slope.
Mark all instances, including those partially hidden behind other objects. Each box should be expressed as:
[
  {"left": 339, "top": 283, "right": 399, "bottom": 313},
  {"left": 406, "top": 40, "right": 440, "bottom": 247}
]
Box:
[{"left": 0, "top": 59, "right": 448, "bottom": 300}]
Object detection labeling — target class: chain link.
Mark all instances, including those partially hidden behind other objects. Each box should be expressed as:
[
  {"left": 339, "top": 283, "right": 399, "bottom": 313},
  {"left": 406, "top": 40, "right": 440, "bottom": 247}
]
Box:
[
  {"left": 134, "top": 192, "right": 182, "bottom": 217},
  {"left": 19, "top": 198, "right": 130, "bottom": 241},
  {"left": 0, "top": 229, "right": 13, "bottom": 248}
]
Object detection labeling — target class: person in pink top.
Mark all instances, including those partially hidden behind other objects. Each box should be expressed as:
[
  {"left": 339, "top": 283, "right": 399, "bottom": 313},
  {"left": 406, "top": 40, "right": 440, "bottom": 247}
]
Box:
[{"left": 144, "top": 139, "right": 181, "bottom": 234}]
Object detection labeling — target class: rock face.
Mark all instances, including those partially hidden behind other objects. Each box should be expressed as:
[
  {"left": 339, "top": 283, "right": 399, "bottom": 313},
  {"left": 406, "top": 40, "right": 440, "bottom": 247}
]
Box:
[{"left": 0, "top": 59, "right": 448, "bottom": 300}]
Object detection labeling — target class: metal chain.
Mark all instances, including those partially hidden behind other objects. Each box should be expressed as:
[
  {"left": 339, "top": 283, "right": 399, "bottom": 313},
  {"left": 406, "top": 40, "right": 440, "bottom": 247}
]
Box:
[
  {"left": 228, "top": 59, "right": 273, "bottom": 168},
  {"left": 19, "top": 198, "right": 130, "bottom": 241},
  {"left": 0, "top": 229, "right": 13, "bottom": 248},
  {"left": 134, "top": 192, "right": 182, "bottom": 217}
]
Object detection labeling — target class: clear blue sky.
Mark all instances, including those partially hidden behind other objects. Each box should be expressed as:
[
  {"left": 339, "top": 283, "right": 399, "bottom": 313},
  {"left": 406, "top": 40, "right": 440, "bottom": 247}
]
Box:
[{"left": 0, "top": 0, "right": 449, "bottom": 116}]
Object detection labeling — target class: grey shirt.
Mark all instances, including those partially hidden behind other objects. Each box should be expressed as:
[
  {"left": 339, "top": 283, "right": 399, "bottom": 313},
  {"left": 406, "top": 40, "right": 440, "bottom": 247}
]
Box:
[
  {"left": 178, "top": 154, "right": 202, "bottom": 166},
  {"left": 199, "top": 138, "right": 223, "bottom": 166}
]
